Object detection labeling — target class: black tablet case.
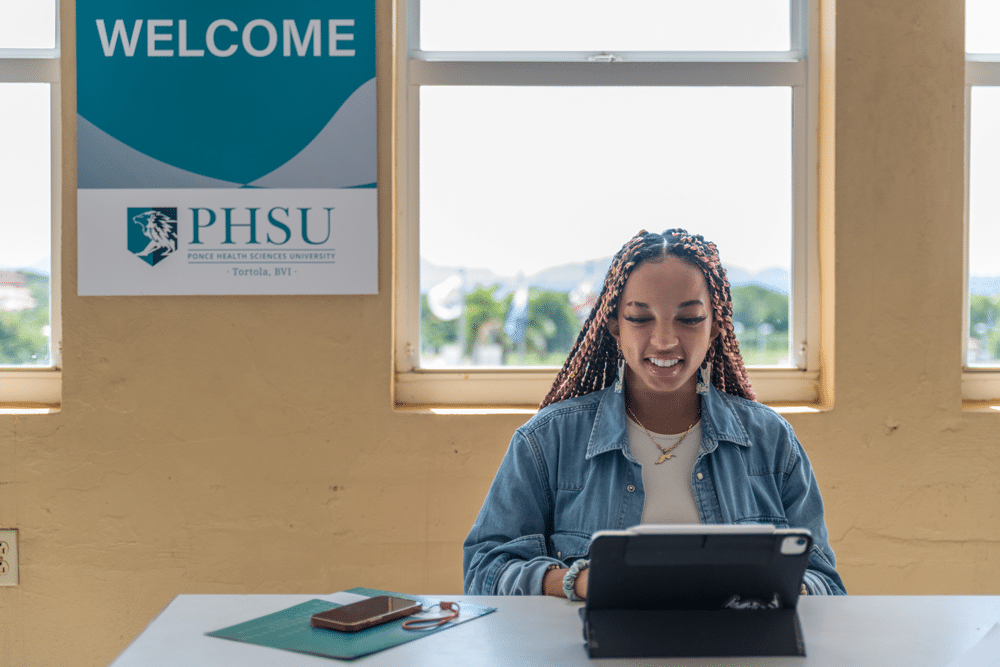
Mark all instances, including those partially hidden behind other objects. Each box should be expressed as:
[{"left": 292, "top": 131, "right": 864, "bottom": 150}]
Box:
[{"left": 581, "top": 529, "right": 811, "bottom": 658}]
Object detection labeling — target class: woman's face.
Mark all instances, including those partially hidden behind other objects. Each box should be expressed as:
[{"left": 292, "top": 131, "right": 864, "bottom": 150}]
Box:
[{"left": 607, "top": 255, "right": 719, "bottom": 400}]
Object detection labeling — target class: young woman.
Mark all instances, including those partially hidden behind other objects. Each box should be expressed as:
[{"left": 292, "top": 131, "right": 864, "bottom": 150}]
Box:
[{"left": 463, "top": 229, "right": 845, "bottom": 599}]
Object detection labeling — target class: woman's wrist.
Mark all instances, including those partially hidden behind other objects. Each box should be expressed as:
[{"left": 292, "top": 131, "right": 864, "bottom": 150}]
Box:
[{"left": 543, "top": 565, "right": 568, "bottom": 596}]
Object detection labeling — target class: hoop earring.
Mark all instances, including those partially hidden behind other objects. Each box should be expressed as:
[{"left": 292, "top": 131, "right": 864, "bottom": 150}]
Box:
[
  {"left": 614, "top": 352, "right": 626, "bottom": 394},
  {"left": 696, "top": 362, "right": 711, "bottom": 396}
]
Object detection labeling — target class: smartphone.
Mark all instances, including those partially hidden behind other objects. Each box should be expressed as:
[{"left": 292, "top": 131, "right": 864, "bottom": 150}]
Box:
[{"left": 309, "top": 596, "right": 422, "bottom": 632}]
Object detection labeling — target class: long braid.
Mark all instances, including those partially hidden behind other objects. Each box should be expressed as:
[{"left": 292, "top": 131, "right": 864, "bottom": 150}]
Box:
[
  {"left": 541, "top": 232, "right": 654, "bottom": 408},
  {"left": 540, "top": 229, "right": 755, "bottom": 409},
  {"left": 660, "top": 229, "right": 755, "bottom": 401}
]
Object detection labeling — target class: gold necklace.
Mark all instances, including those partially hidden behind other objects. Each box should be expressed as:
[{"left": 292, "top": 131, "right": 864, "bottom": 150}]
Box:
[{"left": 626, "top": 404, "right": 700, "bottom": 464}]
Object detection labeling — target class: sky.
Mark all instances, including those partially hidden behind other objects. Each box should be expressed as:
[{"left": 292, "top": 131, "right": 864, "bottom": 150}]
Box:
[
  {"left": 417, "top": 1, "right": 791, "bottom": 277},
  {"left": 0, "top": 83, "right": 51, "bottom": 271},
  {"left": 418, "top": 1, "right": 999, "bottom": 279},
  {"left": 970, "top": 88, "right": 1000, "bottom": 278},
  {"left": 0, "top": 0, "right": 55, "bottom": 272},
  {"left": 968, "top": 1, "right": 1000, "bottom": 278},
  {"left": 419, "top": 86, "right": 793, "bottom": 277},
  {"left": 420, "top": 0, "right": 789, "bottom": 52},
  {"left": 0, "top": 0, "right": 55, "bottom": 50},
  {"left": 1, "top": 1, "right": 998, "bottom": 277}
]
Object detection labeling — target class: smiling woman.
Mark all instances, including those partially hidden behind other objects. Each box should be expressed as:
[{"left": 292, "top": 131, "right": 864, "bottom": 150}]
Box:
[
  {"left": 607, "top": 256, "right": 719, "bottom": 432},
  {"left": 463, "top": 229, "right": 845, "bottom": 600}
]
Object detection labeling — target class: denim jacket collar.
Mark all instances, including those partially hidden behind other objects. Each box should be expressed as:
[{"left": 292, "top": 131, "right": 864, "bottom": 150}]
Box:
[{"left": 585, "top": 383, "right": 753, "bottom": 462}]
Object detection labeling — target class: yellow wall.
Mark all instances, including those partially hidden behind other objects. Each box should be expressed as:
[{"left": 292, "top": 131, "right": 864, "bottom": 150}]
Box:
[{"left": 2, "top": 0, "right": 999, "bottom": 665}]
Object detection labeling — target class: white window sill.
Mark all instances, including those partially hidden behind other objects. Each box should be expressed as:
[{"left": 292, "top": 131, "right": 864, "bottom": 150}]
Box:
[
  {"left": 394, "top": 367, "right": 822, "bottom": 412},
  {"left": 963, "top": 368, "right": 1000, "bottom": 403},
  {"left": 0, "top": 369, "right": 62, "bottom": 410}
]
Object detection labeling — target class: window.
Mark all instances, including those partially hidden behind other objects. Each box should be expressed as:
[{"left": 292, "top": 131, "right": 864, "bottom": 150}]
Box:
[
  {"left": 0, "top": 0, "right": 61, "bottom": 405},
  {"left": 395, "top": 0, "right": 819, "bottom": 406},
  {"left": 965, "top": 0, "right": 1000, "bottom": 400}
]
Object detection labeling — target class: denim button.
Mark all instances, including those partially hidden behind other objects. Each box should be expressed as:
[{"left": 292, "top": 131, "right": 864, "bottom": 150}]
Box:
[
  {"left": 627, "top": 485, "right": 636, "bottom": 493},
  {"left": 696, "top": 473, "right": 704, "bottom": 481}
]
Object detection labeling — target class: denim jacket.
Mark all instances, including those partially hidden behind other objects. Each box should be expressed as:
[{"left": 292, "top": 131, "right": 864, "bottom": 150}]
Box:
[{"left": 463, "top": 384, "right": 846, "bottom": 596}]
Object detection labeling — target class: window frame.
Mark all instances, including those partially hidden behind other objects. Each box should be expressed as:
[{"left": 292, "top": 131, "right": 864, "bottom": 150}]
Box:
[
  {"left": 393, "top": 0, "right": 821, "bottom": 407},
  {"left": 963, "top": 56, "right": 1000, "bottom": 401},
  {"left": 0, "top": 12, "right": 63, "bottom": 407}
]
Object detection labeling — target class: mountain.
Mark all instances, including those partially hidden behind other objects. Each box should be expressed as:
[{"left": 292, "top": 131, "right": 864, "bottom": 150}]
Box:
[
  {"left": 0, "top": 259, "right": 50, "bottom": 276},
  {"left": 970, "top": 275, "right": 1000, "bottom": 296},
  {"left": 421, "top": 257, "right": 790, "bottom": 295},
  {"left": 423, "top": 257, "right": 1000, "bottom": 297}
]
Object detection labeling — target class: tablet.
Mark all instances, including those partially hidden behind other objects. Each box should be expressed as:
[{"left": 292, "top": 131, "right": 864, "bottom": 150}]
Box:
[{"left": 586, "top": 524, "right": 812, "bottom": 612}]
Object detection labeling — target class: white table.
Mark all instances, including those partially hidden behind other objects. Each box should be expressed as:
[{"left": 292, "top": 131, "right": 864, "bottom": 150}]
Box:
[{"left": 110, "top": 594, "right": 1000, "bottom": 666}]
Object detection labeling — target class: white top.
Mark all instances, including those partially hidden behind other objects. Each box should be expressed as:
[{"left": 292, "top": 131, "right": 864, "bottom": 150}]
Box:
[{"left": 628, "top": 417, "right": 702, "bottom": 524}]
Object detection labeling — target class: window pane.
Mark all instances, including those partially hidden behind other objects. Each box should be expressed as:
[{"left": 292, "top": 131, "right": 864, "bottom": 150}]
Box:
[
  {"left": 0, "top": 0, "right": 57, "bottom": 50},
  {"left": 419, "top": 86, "right": 792, "bottom": 369},
  {"left": 0, "top": 83, "right": 52, "bottom": 366},
  {"left": 419, "top": 0, "right": 790, "bottom": 52},
  {"left": 968, "top": 87, "right": 1000, "bottom": 366},
  {"left": 967, "top": 0, "right": 1000, "bottom": 54}
]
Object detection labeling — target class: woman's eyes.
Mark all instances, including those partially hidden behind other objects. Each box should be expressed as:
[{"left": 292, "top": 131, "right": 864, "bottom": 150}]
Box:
[{"left": 623, "top": 315, "right": 707, "bottom": 325}]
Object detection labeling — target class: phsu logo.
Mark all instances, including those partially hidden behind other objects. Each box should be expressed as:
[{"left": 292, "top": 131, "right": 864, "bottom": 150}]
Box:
[{"left": 128, "top": 207, "right": 178, "bottom": 266}]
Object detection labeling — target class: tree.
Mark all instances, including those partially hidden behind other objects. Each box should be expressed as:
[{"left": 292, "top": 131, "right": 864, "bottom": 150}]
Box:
[
  {"left": 969, "top": 294, "right": 1000, "bottom": 361},
  {"left": 419, "top": 286, "right": 582, "bottom": 365},
  {"left": 420, "top": 294, "right": 457, "bottom": 353},
  {"left": 525, "top": 289, "right": 579, "bottom": 357},
  {"left": 730, "top": 284, "right": 789, "bottom": 333},
  {"left": 463, "top": 285, "right": 505, "bottom": 356},
  {"left": 0, "top": 270, "right": 50, "bottom": 365},
  {"left": 969, "top": 294, "right": 1000, "bottom": 334},
  {"left": 729, "top": 284, "right": 789, "bottom": 365}
]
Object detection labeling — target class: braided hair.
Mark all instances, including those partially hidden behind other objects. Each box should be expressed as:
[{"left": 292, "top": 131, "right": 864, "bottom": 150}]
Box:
[{"left": 540, "top": 228, "right": 754, "bottom": 408}]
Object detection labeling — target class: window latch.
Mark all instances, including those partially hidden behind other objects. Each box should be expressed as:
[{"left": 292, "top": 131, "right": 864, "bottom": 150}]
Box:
[{"left": 587, "top": 53, "right": 621, "bottom": 63}]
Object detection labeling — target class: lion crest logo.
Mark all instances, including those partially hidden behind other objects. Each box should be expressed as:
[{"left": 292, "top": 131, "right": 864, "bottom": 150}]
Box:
[{"left": 127, "top": 207, "right": 178, "bottom": 266}]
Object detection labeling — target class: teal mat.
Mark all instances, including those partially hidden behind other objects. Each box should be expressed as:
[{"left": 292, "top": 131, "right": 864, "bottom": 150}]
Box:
[{"left": 206, "top": 588, "right": 496, "bottom": 661}]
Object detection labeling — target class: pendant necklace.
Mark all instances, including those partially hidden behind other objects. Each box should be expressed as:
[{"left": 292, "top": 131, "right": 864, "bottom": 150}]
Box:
[{"left": 626, "top": 404, "right": 700, "bottom": 464}]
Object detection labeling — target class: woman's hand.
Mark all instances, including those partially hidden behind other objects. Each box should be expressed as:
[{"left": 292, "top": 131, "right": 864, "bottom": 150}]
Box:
[{"left": 542, "top": 566, "right": 588, "bottom": 599}]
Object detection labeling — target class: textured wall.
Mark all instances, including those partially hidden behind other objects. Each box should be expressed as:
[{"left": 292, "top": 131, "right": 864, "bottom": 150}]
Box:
[
  {"left": 2, "top": 1, "right": 999, "bottom": 665},
  {"left": 804, "top": 0, "right": 1000, "bottom": 593}
]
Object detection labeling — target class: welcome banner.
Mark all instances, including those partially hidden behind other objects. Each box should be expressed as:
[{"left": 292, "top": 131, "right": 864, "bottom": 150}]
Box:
[{"left": 77, "top": 0, "right": 377, "bottom": 295}]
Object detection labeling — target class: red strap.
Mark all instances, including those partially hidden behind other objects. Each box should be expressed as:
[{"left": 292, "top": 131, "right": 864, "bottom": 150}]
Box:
[{"left": 401, "top": 602, "right": 460, "bottom": 630}]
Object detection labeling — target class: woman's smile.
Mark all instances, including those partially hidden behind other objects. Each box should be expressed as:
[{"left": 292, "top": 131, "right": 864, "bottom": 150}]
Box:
[{"left": 608, "top": 255, "right": 719, "bottom": 401}]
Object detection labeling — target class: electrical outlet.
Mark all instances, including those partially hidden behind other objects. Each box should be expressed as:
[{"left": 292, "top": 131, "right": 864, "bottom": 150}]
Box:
[{"left": 0, "top": 529, "right": 18, "bottom": 586}]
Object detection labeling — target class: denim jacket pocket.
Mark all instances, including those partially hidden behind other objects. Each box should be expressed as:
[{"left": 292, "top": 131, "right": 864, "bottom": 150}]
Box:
[{"left": 549, "top": 532, "right": 592, "bottom": 564}]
